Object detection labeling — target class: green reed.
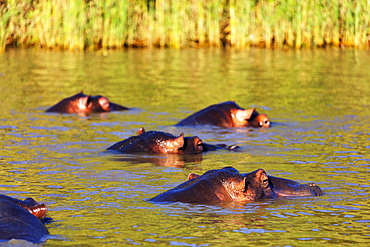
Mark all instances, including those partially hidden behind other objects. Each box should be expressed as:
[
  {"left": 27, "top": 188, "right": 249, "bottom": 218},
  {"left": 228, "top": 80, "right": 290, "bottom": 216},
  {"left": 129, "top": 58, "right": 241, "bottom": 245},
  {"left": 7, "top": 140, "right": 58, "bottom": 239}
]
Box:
[
  {"left": 0, "top": 0, "right": 369, "bottom": 52},
  {"left": 0, "top": 4, "right": 10, "bottom": 52}
]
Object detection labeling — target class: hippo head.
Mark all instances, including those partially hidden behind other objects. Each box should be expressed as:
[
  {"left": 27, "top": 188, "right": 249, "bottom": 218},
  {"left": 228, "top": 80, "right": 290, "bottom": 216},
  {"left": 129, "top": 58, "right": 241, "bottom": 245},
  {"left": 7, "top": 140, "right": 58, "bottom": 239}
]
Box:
[
  {"left": 169, "top": 167, "right": 269, "bottom": 203},
  {"left": 242, "top": 168, "right": 273, "bottom": 198},
  {"left": 232, "top": 108, "right": 270, "bottom": 128},
  {"left": 137, "top": 128, "right": 204, "bottom": 155},
  {"left": 61, "top": 94, "right": 109, "bottom": 114},
  {"left": 21, "top": 198, "right": 48, "bottom": 219},
  {"left": 46, "top": 92, "right": 128, "bottom": 114},
  {"left": 137, "top": 128, "right": 185, "bottom": 154},
  {"left": 87, "top": 95, "right": 129, "bottom": 112},
  {"left": 180, "top": 136, "right": 204, "bottom": 154},
  {"left": 205, "top": 167, "right": 270, "bottom": 202},
  {"left": 248, "top": 112, "right": 270, "bottom": 128},
  {"left": 86, "top": 95, "right": 111, "bottom": 112}
]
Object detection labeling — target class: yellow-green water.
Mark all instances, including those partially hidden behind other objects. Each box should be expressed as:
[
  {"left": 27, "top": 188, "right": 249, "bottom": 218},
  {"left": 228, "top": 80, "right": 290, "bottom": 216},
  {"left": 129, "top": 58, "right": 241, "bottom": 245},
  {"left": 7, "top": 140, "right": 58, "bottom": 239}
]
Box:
[{"left": 0, "top": 48, "right": 369, "bottom": 245}]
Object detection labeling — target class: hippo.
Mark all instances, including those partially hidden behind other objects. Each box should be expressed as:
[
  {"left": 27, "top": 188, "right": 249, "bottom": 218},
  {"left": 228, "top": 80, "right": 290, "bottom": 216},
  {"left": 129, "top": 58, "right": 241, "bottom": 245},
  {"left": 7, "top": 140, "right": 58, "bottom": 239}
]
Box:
[
  {"left": 0, "top": 195, "right": 49, "bottom": 243},
  {"left": 149, "top": 167, "right": 269, "bottom": 204},
  {"left": 175, "top": 101, "right": 270, "bottom": 128},
  {"left": 45, "top": 92, "right": 128, "bottom": 114},
  {"left": 107, "top": 128, "right": 238, "bottom": 154},
  {"left": 151, "top": 167, "right": 323, "bottom": 204}
]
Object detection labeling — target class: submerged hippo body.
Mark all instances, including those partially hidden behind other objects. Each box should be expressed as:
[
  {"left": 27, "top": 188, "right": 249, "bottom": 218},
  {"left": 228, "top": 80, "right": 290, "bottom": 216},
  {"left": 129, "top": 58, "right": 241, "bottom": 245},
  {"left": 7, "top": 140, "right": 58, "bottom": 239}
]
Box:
[
  {"left": 149, "top": 167, "right": 269, "bottom": 204},
  {"left": 107, "top": 128, "right": 238, "bottom": 155},
  {"left": 176, "top": 101, "right": 270, "bottom": 128},
  {"left": 0, "top": 195, "right": 49, "bottom": 243},
  {"left": 46, "top": 92, "right": 128, "bottom": 114}
]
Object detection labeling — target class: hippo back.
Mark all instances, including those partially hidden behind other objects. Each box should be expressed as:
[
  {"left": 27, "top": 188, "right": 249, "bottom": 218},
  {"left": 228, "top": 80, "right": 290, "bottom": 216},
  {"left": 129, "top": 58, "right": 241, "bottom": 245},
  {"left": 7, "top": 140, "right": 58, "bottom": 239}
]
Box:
[{"left": 176, "top": 101, "right": 241, "bottom": 127}]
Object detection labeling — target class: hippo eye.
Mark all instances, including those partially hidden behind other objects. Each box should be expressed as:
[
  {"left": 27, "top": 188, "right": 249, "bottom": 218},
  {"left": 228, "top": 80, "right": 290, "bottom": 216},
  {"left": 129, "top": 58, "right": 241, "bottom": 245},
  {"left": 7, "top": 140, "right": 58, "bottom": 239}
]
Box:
[
  {"left": 260, "top": 120, "right": 269, "bottom": 127},
  {"left": 261, "top": 178, "right": 269, "bottom": 188}
]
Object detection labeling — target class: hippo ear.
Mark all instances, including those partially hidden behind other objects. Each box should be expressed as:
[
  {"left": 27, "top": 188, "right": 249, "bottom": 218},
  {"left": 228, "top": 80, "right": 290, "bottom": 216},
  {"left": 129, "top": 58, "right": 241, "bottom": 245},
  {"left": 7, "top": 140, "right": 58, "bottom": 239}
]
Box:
[
  {"left": 171, "top": 134, "right": 185, "bottom": 149},
  {"left": 77, "top": 96, "right": 89, "bottom": 110},
  {"left": 236, "top": 177, "right": 247, "bottom": 192},
  {"left": 137, "top": 128, "right": 146, "bottom": 135},
  {"left": 236, "top": 108, "right": 255, "bottom": 121},
  {"left": 163, "top": 134, "right": 185, "bottom": 153},
  {"left": 226, "top": 177, "right": 247, "bottom": 193},
  {"left": 188, "top": 173, "right": 200, "bottom": 180},
  {"left": 180, "top": 133, "right": 184, "bottom": 137}
]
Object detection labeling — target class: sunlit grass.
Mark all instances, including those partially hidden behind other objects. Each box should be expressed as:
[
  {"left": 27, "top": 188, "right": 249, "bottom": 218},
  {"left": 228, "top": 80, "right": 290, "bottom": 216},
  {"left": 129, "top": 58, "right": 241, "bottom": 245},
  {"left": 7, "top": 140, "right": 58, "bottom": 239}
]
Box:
[{"left": 0, "top": 0, "right": 369, "bottom": 52}]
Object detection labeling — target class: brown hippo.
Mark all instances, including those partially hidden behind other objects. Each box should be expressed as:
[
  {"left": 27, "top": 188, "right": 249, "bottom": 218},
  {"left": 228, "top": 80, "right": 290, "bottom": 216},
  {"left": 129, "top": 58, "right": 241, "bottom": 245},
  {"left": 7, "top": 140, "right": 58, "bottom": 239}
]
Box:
[
  {"left": 0, "top": 195, "right": 49, "bottom": 243},
  {"left": 107, "top": 128, "right": 238, "bottom": 154},
  {"left": 179, "top": 168, "right": 322, "bottom": 202},
  {"left": 176, "top": 101, "right": 270, "bottom": 128},
  {"left": 149, "top": 167, "right": 269, "bottom": 204},
  {"left": 46, "top": 92, "right": 128, "bottom": 114}
]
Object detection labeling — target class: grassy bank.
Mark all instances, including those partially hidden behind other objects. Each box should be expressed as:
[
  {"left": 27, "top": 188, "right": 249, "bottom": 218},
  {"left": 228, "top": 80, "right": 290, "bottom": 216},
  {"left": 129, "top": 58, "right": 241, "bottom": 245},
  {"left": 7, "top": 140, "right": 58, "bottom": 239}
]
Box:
[{"left": 0, "top": 0, "right": 369, "bottom": 52}]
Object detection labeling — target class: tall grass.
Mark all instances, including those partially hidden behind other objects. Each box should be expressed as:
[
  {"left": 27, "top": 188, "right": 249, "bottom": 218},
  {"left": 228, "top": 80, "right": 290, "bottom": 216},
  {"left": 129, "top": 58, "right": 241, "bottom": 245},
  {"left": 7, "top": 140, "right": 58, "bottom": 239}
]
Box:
[
  {"left": 0, "top": 0, "right": 369, "bottom": 52},
  {"left": 0, "top": 3, "right": 11, "bottom": 52}
]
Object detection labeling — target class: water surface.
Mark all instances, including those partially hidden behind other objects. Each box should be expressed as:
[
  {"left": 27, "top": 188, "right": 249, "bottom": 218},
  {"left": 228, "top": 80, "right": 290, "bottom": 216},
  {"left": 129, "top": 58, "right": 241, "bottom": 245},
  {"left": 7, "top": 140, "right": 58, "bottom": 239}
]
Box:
[{"left": 0, "top": 48, "right": 369, "bottom": 246}]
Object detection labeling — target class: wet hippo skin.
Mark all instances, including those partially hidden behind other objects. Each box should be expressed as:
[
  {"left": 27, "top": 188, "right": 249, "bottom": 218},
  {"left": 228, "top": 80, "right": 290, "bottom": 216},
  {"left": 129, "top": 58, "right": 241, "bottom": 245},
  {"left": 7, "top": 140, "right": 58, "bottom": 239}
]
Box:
[
  {"left": 0, "top": 195, "right": 49, "bottom": 243},
  {"left": 263, "top": 176, "right": 323, "bottom": 197},
  {"left": 107, "top": 128, "right": 185, "bottom": 154},
  {"left": 45, "top": 92, "right": 128, "bottom": 114},
  {"left": 149, "top": 167, "right": 269, "bottom": 204},
  {"left": 176, "top": 101, "right": 270, "bottom": 128},
  {"left": 107, "top": 128, "right": 239, "bottom": 154}
]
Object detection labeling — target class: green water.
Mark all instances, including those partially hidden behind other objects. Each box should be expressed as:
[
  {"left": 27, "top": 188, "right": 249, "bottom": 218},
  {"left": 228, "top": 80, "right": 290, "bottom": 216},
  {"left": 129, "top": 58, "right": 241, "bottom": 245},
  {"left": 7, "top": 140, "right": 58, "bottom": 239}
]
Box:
[{"left": 0, "top": 48, "right": 369, "bottom": 246}]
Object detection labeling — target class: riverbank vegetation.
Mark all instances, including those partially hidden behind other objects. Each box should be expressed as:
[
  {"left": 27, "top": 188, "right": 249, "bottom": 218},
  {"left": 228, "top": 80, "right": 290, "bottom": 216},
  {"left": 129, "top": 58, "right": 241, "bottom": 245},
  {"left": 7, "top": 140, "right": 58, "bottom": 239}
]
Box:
[{"left": 0, "top": 0, "right": 369, "bottom": 52}]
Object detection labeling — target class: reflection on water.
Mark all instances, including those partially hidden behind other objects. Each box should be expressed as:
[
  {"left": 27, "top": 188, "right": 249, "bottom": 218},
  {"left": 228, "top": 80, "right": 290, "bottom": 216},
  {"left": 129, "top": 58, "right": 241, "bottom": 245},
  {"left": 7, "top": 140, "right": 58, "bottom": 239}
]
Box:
[
  {"left": 106, "top": 152, "right": 204, "bottom": 168},
  {"left": 0, "top": 48, "right": 369, "bottom": 245}
]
